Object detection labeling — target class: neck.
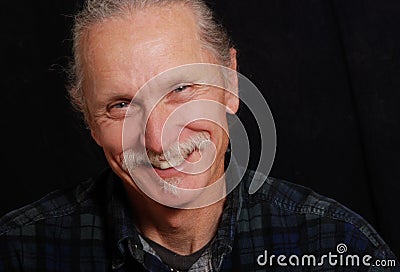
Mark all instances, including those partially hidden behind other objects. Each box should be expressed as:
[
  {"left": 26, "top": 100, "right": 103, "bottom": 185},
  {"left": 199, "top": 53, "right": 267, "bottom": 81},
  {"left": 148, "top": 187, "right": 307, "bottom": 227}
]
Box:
[{"left": 126, "top": 185, "right": 225, "bottom": 255}]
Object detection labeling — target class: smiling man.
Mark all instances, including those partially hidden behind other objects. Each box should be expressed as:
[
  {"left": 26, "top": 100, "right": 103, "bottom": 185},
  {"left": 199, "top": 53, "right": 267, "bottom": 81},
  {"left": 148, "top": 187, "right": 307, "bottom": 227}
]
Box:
[
  {"left": 79, "top": 1, "right": 239, "bottom": 210},
  {"left": 0, "top": 0, "right": 398, "bottom": 271}
]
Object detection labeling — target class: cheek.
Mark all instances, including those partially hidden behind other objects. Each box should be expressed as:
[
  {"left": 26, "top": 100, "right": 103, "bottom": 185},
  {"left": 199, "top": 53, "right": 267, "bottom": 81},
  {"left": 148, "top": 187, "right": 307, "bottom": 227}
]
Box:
[
  {"left": 94, "top": 122, "right": 124, "bottom": 158},
  {"left": 171, "top": 100, "right": 228, "bottom": 134},
  {"left": 183, "top": 120, "right": 229, "bottom": 149}
]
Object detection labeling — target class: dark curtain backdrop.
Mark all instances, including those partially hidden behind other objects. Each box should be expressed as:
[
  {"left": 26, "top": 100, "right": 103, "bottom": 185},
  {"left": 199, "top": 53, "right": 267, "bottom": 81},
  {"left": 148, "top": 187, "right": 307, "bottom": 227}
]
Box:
[{"left": 1, "top": 0, "right": 399, "bottom": 258}]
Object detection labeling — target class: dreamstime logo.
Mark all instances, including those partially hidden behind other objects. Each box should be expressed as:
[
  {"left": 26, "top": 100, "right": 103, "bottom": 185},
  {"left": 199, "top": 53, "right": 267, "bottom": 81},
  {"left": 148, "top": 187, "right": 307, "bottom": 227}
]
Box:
[
  {"left": 336, "top": 243, "right": 347, "bottom": 254},
  {"left": 257, "top": 243, "right": 397, "bottom": 268},
  {"left": 121, "top": 63, "right": 276, "bottom": 209}
]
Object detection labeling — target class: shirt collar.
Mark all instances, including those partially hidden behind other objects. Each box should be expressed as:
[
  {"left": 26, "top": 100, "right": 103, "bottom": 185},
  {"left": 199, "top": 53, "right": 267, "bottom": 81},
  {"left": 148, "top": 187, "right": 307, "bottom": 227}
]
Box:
[
  {"left": 106, "top": 174, "right": 142, "bottom": 270},
  {"left": 210, "top": 155, "right": 242, "bottom": 271}
]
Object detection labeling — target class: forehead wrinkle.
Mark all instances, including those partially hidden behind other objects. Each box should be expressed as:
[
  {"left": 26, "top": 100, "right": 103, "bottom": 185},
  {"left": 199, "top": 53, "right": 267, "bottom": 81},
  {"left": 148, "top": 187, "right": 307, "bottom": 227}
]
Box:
[
  {"left": 85, "top": 32, "right": 193, "bottom": 95},
  {"left": 80, "top": 3, "right": 208, "bottom": 81},
  {"left": 80, "top": 3, "right": 217, "bottom": 117}
]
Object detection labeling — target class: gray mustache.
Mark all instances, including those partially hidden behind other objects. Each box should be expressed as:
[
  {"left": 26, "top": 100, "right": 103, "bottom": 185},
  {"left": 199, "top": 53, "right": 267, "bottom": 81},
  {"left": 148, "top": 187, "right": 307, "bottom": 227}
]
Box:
[{"left": 122, "top": 132, "right": 211, "bottom": 171}]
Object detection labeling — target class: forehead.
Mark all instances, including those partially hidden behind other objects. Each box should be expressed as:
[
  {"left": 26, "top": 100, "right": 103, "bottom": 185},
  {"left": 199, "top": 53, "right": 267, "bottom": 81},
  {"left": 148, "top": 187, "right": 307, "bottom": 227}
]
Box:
[{"left": 80, "top": 3, "right": 210, "bottom": 92}]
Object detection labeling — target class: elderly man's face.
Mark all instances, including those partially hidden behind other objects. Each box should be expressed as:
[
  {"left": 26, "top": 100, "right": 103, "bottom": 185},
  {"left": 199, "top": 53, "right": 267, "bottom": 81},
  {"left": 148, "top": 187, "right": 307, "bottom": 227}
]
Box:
[{"left": 81, "top": 4, "right": 238, "bottom": 207}]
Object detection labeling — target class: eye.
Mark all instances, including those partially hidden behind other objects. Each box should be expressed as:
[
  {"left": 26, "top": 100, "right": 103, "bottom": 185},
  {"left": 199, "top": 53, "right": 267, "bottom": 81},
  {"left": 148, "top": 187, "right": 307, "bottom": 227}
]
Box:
[
  {"left": 111, "top": 101, "right": 130, "bottom": 109},
  {"left": 173, "top": 84, "right": 192, "bottom": 93},
  {"left": 107, "top": 100, "right": 133, "bottom": 119},
  {"left": 166, "top": 84, "right": 202, "bottom": 103}
]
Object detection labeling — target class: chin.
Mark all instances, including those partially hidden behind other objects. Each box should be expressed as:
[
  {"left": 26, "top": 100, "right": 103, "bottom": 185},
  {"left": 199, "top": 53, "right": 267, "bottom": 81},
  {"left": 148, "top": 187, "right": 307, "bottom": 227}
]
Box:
[{"left": 127, "top": 165, "right": 224, "bottom": 209}]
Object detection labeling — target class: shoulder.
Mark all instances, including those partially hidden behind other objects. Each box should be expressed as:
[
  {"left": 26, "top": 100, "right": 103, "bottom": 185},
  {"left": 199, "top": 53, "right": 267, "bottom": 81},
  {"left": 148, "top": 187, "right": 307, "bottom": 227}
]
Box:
[
  {"left": 244, "top": 173, "right": 367, "bottom": 224},
  {"left": 0, "top": 168, "right": 115, "bottom": 270},
  {"left": 237, "top": 170, "right": 397, "bottom": 261},
  {"left": 0, "top": 167, "right": 112, "bottom": 236},
  {"left": 240, "top": 170, "right": 380, "bottom": 242}
]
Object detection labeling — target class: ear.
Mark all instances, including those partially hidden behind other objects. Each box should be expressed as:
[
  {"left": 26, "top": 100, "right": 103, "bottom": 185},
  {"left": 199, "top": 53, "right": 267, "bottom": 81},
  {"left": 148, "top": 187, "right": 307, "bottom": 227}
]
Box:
[
  {"left": 229, "top": 48, "right": 238, "bottom": 71},
  {"left": 225, "top": 48, "right": 239, "bottom": 114}
]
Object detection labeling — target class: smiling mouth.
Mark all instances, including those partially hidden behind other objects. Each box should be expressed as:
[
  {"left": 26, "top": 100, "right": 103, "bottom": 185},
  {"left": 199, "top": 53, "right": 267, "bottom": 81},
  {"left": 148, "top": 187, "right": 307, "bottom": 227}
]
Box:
[
  {"left": 150, "top": 150, "right": 193, "bottom": 170},
  {"left": 148, "top": 132, "right": 211, "bottom": 170}
]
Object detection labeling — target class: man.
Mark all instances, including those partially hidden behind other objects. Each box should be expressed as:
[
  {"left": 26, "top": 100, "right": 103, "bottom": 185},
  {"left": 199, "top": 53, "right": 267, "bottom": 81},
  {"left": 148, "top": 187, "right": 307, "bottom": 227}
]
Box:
[{"left": 0, "top": 0, "right": 398, "bottom": 271}]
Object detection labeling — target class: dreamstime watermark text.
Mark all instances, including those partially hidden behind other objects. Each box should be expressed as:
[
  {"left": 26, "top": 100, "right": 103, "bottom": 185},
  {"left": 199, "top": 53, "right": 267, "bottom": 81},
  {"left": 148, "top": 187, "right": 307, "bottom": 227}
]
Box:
[{"left": 257, "top": 243, "right": 397, "bottom": 268}]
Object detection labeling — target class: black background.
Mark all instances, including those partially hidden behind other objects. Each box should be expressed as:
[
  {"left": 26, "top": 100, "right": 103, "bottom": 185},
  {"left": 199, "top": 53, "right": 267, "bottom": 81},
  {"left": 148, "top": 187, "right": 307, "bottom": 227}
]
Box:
[{"left": 1, "top": 0, "right": 399, "bottom": 258}]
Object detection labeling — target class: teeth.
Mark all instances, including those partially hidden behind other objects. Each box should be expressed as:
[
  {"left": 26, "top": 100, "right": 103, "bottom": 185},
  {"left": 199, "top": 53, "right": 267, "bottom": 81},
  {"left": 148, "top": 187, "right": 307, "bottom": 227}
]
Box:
[
  {"left": 157, "top": 161, "right": 172, "bottom": 170},
  {"left": 153, "top": 153, "right": 189, "bottom": 170},
  {"left": 149, "top": 132, "right": 211, "bottom": 170}
]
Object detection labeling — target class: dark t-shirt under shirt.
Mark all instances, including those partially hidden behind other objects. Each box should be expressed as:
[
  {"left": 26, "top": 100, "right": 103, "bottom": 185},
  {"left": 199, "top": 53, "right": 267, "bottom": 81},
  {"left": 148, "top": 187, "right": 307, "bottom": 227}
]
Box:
[{"left": 143, "top": 236, "right": 211, "bottom": 271}]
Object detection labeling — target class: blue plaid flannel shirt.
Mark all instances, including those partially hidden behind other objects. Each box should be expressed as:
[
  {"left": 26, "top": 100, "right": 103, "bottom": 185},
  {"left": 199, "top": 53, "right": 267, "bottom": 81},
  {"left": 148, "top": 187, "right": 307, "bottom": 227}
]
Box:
[{"left": 0, "top": 166, "right": 398, "bottom": 271}]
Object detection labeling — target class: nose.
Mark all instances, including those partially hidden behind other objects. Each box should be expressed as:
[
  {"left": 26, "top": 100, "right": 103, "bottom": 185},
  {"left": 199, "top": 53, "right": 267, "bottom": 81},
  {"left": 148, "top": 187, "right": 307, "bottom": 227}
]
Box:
[{"left": 143, "top": 104, "right": 170, "bottom": 154}]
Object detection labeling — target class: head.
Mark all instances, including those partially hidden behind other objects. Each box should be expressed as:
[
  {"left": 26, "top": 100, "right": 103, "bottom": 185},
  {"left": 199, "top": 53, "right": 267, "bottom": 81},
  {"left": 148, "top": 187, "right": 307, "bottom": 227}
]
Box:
[{"left": 68, "top": 0, "right": 239, "bottom": 208}]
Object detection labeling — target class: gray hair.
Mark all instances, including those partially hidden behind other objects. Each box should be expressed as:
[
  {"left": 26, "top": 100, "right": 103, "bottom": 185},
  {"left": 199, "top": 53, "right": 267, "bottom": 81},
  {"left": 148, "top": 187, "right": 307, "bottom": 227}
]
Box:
[{"left": 68, "top": 0, "right": 232, "bottom": 125}]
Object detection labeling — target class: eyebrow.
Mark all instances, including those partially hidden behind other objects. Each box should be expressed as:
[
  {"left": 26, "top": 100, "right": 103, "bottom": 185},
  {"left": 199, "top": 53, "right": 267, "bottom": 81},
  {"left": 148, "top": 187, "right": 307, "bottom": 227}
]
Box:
[
  {"left": 91, "top": 67, "right": 214, "bottom": 109},
  {"left": 149, "top": 72, "right": 205, "bottom": 92}
]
